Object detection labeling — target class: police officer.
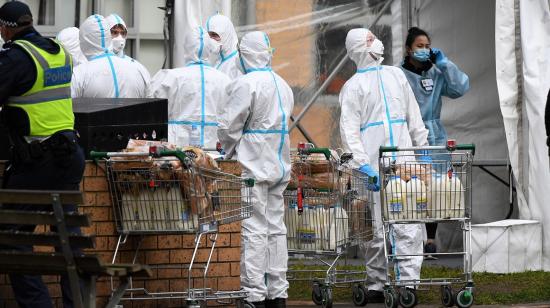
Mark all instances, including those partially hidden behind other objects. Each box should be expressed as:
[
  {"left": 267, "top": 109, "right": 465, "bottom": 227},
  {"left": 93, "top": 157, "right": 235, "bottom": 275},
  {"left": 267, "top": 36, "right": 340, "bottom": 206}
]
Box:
[{"left": 0, "top": 2, "right": 85, "bottom": 308}]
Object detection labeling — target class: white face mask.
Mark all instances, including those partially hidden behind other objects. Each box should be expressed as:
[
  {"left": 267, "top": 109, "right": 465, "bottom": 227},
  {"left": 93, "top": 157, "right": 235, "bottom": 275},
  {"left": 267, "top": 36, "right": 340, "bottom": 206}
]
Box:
[
  {"left": 207, "top": 39, "right": 222, "bottom": 66},
  {"left": 368, "top": 38, "right": 384, "bottom": 57},
  {"left": 112, "top": 35, "right": 126, "bottom": 54}
]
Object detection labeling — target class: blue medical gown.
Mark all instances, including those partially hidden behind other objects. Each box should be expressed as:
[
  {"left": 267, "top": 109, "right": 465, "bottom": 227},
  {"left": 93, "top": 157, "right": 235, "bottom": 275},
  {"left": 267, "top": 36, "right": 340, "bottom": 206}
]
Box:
[{"left": 401, "top": 60, "right": 469, "bottom": 146}]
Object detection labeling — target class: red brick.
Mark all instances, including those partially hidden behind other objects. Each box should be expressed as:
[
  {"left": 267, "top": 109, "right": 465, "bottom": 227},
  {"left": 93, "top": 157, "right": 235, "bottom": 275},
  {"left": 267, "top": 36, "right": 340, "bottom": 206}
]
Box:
[
  {"left": 195, "top": 248, "right": 217, "bottom": 263},
  {"left": 42, "top": 275, "right": 58, "bottom": 283},
  {"left": 217, "top": 247, "right": 240, "bottom": 262},
  {"left": 84, "top": 164, "right": 96, "bottom": 176},
  {"left": 97, "top": 251, "right": 114, "bottom": 262},
  {"left": 230, "top": 232, "right": 241, "bottom": 247},
  {"left": 83, "top": 192, "right": 96, "bottom": 206},
  {"left": 46, "top": 284, "right": 61, "bottom": 298},
  {"left": 83, "top": 176, "right": 108, "bottom": 192},
  {"left": 95, "top": 280, "right": 113, "bottom": 297},
  {"left": 34, "top": 245, "right": 54, "bottom": 253},
  {"left": 182, "top": 234, "right": 204, "bottom": 248},
  {"left": 219, "top": 221, "right": 241, "bottom": 233},
  {"left": 158, "top": 235, "right": 182, "bottom": 249},
  {"left": 96, "top": 163, "right": 107, "bottom": 176},
  {"left": 157, "top": 268, "right": 182, "bottom": 279},
  {"left": 217, "top": 276, "right": 240, "bottom": 291},
  {"left": 191, "top": 277, "right": 217, "bottom": 290},
  {"left": 80, "top": 224, "right": 96, "bottom": 236},
  {"left": 207, "top": 233, "right": 230, "bottom": 248},
  {"left": 169, "top": 249, "right": 192, "bottom": 264},
  {"left": 94, "top": 236, "right": 117, "bottom": 251},
  {"left": 89, "top": 206, "right": 111, "bottom": 222},
  {"left": 230, "top": 262, "right": 240, "bottom": 277},
  {"left": 146, "top": 250, "right": 170, "bottom": 264},
  {"left": 140, "top": 235, "right": 158, "bottom": 249},
  {"left": 119, "top": 251, "right": 146, "bottom": 264},
  {"left": 169, "top": 278, "right": 189, "bottom": 292},
  {"left": 96, "top": 221, "right": 116, "bottom": 235},
  {"left": 145, "top": 279, "right": 169, "bottom": 293},
  {"left": 207, "top": 262, "right": 230, "bottom": 277},
  {"left": 96, "top": 191, "right": 112, "bottom": 206}
]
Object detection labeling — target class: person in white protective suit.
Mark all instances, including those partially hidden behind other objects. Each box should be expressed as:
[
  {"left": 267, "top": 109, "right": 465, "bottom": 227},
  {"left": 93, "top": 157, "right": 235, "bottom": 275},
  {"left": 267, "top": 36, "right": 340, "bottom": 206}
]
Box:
[
  {"left": 71, "top": 15, "right": 150, "bottom": 98},
  {"left": 339, "top": 28, "right": 429, "bottom": 303},
  {"left": 150, "top": 26, "right": 230, "bottom": 149},
  {"left": 56, "top": 27, "right": 87, "bottom": 66},
  {"left": 105, "top": 13, "right": 128, "bottom": 58},
  {"left": 217, "top": 31, "right": 294, "bottom": 308},
  {"left": 206, "top": 13, "right": 242, "bottom": 79}
]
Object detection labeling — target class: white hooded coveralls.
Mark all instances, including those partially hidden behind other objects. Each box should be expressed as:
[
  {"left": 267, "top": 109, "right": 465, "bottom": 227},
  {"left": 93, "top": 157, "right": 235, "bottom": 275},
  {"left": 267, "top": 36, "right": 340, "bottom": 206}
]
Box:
[
  {"left": 217, "top": 31, "right": 294, "bottom": 302},
  {"left": 206, "top": 13, "right": 242, "bottom": 80},
  {"left": 71, "top": 15, "right": 151, "bottom": 99},
  {"left": 105, "top": 13, "right": 128, "bottom": 58},
  {"left": 150, "top": 27, "right": 230, "bottom": 149},
  {"left": 56, "top": 27, "right": 87, "bottom": 67},
  {"left": 339, "top": 28, "right": 429, "bottom": 291}
]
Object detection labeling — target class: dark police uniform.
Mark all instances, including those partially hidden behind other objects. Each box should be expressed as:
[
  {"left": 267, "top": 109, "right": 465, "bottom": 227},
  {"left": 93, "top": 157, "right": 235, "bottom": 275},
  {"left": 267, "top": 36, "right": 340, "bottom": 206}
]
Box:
[{"left": 0, "top": 3, "right": 85, "bottom": 308}]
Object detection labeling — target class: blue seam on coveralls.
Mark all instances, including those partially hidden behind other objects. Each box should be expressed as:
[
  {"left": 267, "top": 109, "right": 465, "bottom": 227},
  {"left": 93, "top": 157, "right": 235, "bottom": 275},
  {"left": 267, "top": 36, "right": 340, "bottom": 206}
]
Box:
[
  {"left": 356, "top": 66, "right": 383, "bottom": 73},
  {"left": 93, "top": 16, "right": 119, "bottom": 98},
  {"left": 360, "top": 119, "right": 406, "bottom": 132},
  {"left": 389, "top": 226, "right": 401, "bottom": 281},
  {"left": 198, "top": 27, "right": 206, "bottom": 147},
  {"left": 114, "top": 14, "right": 122, "bottom": 25},
  {"left": 217, "top": 50, "right": 237, "bottom": 69},
  {"left": 377, "top": 66, "right": 396, "bottom": 160},
  {"left": 168, "top": 120, "right": 218, "bottom": 126}
]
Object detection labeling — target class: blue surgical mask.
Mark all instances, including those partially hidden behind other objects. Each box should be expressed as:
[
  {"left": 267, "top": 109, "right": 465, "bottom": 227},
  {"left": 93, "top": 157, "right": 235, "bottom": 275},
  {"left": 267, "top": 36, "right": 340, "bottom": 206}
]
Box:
[{"left": 412, "top": 48, "right": 430, "bottom": 62}]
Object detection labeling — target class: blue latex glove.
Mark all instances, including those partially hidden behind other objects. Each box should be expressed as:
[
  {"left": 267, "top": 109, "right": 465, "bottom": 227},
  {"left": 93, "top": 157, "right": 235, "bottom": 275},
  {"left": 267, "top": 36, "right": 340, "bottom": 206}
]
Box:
[
  {"left": 359, "top": 164, "right": 380, "bottom": 191},
  {"left": 430, "top": 47, "right": 448, "bottom": 65},
  {"left": 417, "top": 150, "right": 432, "bottom": 163}
]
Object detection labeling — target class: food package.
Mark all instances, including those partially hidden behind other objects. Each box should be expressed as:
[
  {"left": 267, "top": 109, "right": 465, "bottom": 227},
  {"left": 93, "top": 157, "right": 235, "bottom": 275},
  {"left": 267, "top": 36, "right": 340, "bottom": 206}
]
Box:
[{"left": 288, "top": 172, "right": 338, "bottom": 190}]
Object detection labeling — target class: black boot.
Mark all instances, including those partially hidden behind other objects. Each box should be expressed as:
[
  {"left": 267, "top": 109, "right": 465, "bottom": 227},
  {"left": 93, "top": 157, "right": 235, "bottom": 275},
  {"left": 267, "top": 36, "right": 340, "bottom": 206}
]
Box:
[
  {"left": 246, "top": 300, "right": 266, "bottom": 308},
  {"left": 265, "top": 298, "right": 286, "bottom": 308}
]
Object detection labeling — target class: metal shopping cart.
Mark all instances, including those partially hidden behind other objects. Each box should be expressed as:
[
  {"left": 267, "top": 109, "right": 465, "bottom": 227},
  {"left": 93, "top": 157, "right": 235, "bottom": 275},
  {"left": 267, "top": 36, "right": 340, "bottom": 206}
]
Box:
[
  {"left": 378, "top": 141, "right": 475, "bottom": 308},
  {"left": 91, "top": 147, "right": 254, "bottom": 308},
  {"left": 285, "top": 145, "right": 374, "bottom": 308}
]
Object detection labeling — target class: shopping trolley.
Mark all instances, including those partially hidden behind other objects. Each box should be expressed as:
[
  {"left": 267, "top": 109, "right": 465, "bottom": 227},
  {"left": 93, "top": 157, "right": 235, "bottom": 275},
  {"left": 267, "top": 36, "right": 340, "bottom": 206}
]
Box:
[
  {"left": 285, "top": 145, "right": 374, "bottom": 308},
  {"left": 91, "top": 147, "right": 254, "bottom": 308},
  {"left": 378, "top": 141, "right": 475, "bottom": 308}
]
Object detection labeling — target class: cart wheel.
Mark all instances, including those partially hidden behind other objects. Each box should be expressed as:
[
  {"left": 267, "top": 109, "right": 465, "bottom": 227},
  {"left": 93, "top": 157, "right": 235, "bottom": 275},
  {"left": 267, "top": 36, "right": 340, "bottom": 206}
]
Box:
[
  {"left": 312, "top": 283, "right": 323, "bottom": 306},
  {"left": 185, "top": 300, "right": 203, "bottom": 308},
  {"left": 322, "top": 287, "right": 333, "bottom": 308},
  {"left": 242, "top": 301, "right": 255, "bottom": 308},
  {"left": 440, "top": 285, "right": 454, "bottom": 307},
  {"left": 455, "top": 288, "right": 474, "bottom": 308},
  {"left": 352, "top": 284, "right": 368, "bottom": 306},
  {"left": 398, "top": 288, "right": 418, "bottom": 308},
  {"left": 384, "top": 288, "right": 398, "bottom": 308}
]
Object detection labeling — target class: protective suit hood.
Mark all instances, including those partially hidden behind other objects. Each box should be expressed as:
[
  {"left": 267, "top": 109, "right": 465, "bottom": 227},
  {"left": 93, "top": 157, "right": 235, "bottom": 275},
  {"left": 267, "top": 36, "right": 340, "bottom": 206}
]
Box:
[
  {"left": 79, "top": 14, "right": 111, "bottom": 60},
  {"left": 206, "top": 14, "right": 238, "bottom": 61},
  {"left": 346, "top": 28, "right": 383, "bottom": 69},
  {"left": 56, "top": 27, "right": 87, "bottom": 66},
  {"left": 238, "top": 31, "right": 272, "bottom": 73},
  {"left": 106, "top": 13, "right": 127, "bottom": 29},
  {"left": 183, "top": 26, "right": 219, "bottom": 66}
]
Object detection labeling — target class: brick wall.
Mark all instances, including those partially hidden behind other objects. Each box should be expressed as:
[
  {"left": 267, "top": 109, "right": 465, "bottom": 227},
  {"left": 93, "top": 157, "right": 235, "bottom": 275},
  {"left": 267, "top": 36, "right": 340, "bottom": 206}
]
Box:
[{"left": 0, "top": 161, "right": 242, "bottom": 308}]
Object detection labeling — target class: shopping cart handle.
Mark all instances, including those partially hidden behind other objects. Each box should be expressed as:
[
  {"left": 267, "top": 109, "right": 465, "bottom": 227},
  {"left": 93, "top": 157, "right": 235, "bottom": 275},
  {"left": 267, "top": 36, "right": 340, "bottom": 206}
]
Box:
[
  {"left": 157, "top": 150, "right": 188, "bottom": 163},
  {"left": 303, "top": 147, "right": 331, "bottom": 160},
  {"left": 89, "top": 151, "right": 109, "bottom": 163},
  {"left": 245, "top": 178, "right": 255, "bottom": 187},
  {"left": 452, "top": 144, "right": 476, "bottom": 155},
  {"left": 379, "top": 146, "right": 398, "bottom": 156}
]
